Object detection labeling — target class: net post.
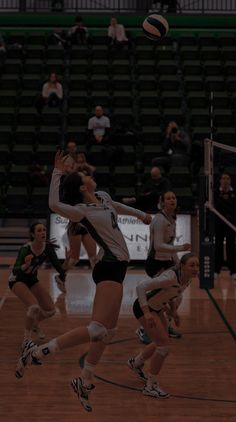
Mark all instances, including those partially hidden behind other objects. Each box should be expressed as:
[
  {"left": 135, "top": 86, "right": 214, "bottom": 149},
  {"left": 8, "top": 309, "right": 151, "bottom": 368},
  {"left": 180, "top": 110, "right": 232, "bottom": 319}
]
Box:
[{"left": 199, "top": 139, "right": 215, "bottom": 289}]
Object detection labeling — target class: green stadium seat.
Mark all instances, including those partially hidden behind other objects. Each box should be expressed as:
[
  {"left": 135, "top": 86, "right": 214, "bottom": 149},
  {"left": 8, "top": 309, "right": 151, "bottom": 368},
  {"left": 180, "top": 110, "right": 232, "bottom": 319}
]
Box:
[
  {"left": 135, "top": 45, "right": 155, "bottom": 60},
  {"left": 179, "top": 45, "right": 200, "bottom": 60},
  {"left": 71, "top": 45, "right": 91, "bottom": 60},
  {"left": 25, "top": 45, "right": 45, "bottom": 59},
  {"left": 113, "top": 165, "right": 137, "bottom": 187},
  {"left": 200, "top": 46, "right": 220, "bottom": 60},
  {"left": 23, "top": 59, "right": 44, "bottom": 74},
  {"left": 18, "top": 90, "right": 37, "bottom": 107},
  {"left": 9, "top": 165, "right": 28, "bottom": 185},
  {"left": 15, "top": 125, "right": 37, "bottom": 145},
  {"left": 0, "top": 107, "right": 16, "bottom": 125},
  {"left": 39, "top": 126, "right": 61, "bottom": 145},
  {"left": 3, "top": 59, "right": 23, "bottom": 74},
  {"left": 69, "top": 75, "right": 88, "bottom": 91},
  {"left": 136, "top": 75, "right": 157, "bottom": 91},
  {"left": 186, "top": 90, "right": 208, "bottom": 108},
  {"left": 161, "top": 91, "right": 182, "bottom": 108},
  {"left": 1, "top": 74, "right": 20, "bottom": 90},
  {"left": 70, "top": 59, "right": 90, "bottom": 75},
  {"left": 203, "top": 60, "right": 222, "bottom": 76},
  {"left": 137, "top": 91, "right": 159, "bottom": 108},
  {"left": 182, "top": 60, "right": 203, "bottom": 76},
  {"left": 46, "top": 45, "right": 65, "bottom": 60},
  {"left": 68, "top": 90, "right": 89, "bottom": 108},
  {"left": 0, "top": 90, "right": 17, "bottom": 107},
  {"left": 11, "top": 144, "right": 33, "bottom": 165},
  {"left": 139, "top": 108, "right": 161, "bottom": 127},
  {"left": 158, "top": 75, "right": 180, "bottom": 91},
  {"left": 169, "top": 166, "right": 191, "bottom": 188}
]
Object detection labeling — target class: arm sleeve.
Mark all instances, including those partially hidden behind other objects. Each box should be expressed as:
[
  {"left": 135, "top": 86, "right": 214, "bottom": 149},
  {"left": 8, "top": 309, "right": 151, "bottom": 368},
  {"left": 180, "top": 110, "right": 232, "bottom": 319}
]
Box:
[
  {"left": 136, "top": 270, "right": 177, "bottom": 307},
  {"left": 111, "top": 200, "right": 146, "bottom": 220},
  {"left": 153, "top": 215, "right": 183, "bottom": 253},
  {"left": 49, "top": 168, "right": 85, "bottom": 222}
]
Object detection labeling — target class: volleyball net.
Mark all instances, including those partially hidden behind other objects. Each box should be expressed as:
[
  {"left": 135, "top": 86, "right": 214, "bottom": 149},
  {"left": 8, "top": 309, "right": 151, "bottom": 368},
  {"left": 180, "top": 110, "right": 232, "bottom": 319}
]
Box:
[{"left": 204, "top": 138, "right": 236, "bottom": 232}]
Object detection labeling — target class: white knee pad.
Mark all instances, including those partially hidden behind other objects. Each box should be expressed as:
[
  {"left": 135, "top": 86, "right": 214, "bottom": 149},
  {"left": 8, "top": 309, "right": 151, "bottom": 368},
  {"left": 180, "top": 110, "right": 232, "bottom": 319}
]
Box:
[
  {"left": 103, "top": 327, "right": 117, "bottom": 344},
  {"left": 27, "top": 304, "right": 41, "bottom": 321},
  {"left": 87, "top": 321, "right": 108, "bottom": 342},
  {"left": 154, "top": 345, "right": 169, "bottom": 358},
  {"left": 41, "top": 308, "right": 56, "bottom": 318}
]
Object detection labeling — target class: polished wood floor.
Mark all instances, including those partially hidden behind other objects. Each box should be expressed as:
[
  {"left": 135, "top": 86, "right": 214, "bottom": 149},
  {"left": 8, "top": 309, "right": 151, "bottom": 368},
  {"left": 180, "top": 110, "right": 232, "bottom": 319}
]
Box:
[{"left": 0, "top": 266, "right": 236, "bottom": 422}]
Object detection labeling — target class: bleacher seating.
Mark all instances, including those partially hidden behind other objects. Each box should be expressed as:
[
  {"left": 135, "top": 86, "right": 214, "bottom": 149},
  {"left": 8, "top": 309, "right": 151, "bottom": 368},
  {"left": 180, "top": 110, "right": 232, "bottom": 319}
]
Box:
[{"left": 0, "top": 27, "right": 235, "bottom": 217}]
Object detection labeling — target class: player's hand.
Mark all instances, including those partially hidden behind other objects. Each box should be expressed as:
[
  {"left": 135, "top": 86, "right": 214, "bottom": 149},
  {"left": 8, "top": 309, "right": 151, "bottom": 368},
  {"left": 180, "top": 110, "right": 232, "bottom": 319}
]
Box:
[
  {"left": 54, "top": 150, "right": 68, "bottom": 172},
  {"left": 24, "top": 254, "right": 33, "bottom": 265},
  {"left": 142, "top": 213, "right": 152, "bottom": 225},
  {"left": 181, "top": 243, "right": 191, "bottom": 251}
]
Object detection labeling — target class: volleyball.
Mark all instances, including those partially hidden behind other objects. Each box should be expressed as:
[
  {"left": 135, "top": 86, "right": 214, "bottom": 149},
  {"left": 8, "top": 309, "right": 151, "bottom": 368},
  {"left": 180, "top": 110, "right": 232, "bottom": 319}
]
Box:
[{"left": 142, "top": 14, "right": 169, "bottom": 41}]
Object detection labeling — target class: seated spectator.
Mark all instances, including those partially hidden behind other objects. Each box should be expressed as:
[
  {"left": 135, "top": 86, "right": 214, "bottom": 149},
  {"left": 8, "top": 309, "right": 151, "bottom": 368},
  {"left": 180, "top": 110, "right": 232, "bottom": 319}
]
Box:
[
  {"left": 63, "top": 141, "right": 96, "bottom": 175},
  {"left": 51, "top": 28, "right": 69, "bottom": 48},
  {"left": 153, "top": 121, "right": 191, "bottom": 173},
  {"left": 108, "top": 16, "right": 129, "bottom": 48},
  {"left": 123, "top": 166, "right": 171, "bottom": 213},
  {"left": 68, "top": 16, "right": 92, "bottom": 46},
  {"left": 35, "top": 72, "right": 63, "bottom": 114},
  {"left": 63, "top": 140, "right": 79, "bottom": 173},
  {"left": 76, "top": 152, "right": 96, "bottom": 175},
  {"left": 87, "top": 105, "right": 110, "bottom": 149}
]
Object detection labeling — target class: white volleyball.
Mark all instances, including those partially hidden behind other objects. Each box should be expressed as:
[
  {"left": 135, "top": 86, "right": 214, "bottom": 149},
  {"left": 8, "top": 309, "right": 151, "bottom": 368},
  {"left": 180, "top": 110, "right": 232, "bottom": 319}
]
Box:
[{"left": 142, "top": 14, "right": 169, "bottom": 41}]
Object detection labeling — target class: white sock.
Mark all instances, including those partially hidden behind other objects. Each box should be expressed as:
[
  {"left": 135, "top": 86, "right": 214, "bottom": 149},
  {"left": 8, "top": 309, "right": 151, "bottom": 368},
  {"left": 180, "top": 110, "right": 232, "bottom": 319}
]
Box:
[
  {"left": 34, "top": 338, "right": 60, "bottom": 359},
  {"left": 81, "top": 360, "right": 96, "bottom": 387},
  {"left": 134, "top": 353, "right": 145, "bottom": 368},
  {"left": 147, "top": 373, "right": 157, "bottom": 388}
]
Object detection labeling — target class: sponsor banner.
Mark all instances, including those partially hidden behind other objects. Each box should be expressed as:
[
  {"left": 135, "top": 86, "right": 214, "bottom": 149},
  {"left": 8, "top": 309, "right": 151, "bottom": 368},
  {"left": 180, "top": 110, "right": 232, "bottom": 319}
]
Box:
[{"left": 49, "top": 214, "right": 191, "bottom": 260}]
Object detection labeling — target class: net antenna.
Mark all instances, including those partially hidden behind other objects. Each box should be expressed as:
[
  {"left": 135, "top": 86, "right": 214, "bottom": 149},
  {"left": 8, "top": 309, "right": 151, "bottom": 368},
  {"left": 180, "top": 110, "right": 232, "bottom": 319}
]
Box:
[{"left": 204, "top": 138, "right": 236, "bottom": 232}]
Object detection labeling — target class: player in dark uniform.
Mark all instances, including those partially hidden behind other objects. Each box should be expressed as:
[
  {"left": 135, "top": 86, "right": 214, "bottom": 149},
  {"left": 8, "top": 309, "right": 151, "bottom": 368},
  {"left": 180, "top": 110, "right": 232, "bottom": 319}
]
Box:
[
  {"left": 9, "top": 222, "right": 68, "bottom": 366},
  {"left": 15, "top": 151, "right": 152, "bottom": 412},
  {"left": 128, "top": 253, "right": 199, "bottom": 398}
]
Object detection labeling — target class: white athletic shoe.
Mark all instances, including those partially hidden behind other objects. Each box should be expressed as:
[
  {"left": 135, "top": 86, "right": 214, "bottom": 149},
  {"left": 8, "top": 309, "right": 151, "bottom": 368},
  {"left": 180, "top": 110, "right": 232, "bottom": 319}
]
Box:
[
  {"left": 55, "top": 275, "right": 66, "bottom": 294},
  {"left": 71, "top": 377, "right": 95, "bottom": 412},
  {"left": 127, "top": 357, "right": 147, "bottom": 381},
  {"left": 33, "top": 325, "right": 45, "bottom": 340},
  {"left": 143, "top": 382, "right": 170, "bottom": 399},
  {"left": 15, "top": 340, "right": 38, "bottom": 379}
]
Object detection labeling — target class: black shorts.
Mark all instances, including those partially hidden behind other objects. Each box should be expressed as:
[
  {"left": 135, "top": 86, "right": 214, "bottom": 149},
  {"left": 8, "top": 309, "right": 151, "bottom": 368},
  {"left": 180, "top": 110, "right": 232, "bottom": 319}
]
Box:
[
  {"left": 8, "top": 273, "right": 39, "bottom": 290},
  {"left": 67, "top": 222, "right": 88, "bottom": 236},
  {"left": 133, "top": 298, "right": 161, "bottom": 320},
  {"left": 145, "top": 256, "right": 174, "bottom": 278},
  {"left": 92, "top": 260, "right": 128, "bottom": 285}
]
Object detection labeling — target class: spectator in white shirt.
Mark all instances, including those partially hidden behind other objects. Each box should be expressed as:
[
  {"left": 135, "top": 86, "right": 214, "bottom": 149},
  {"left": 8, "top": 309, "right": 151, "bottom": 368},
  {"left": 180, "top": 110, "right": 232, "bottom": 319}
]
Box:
[
  {"left": 87, "top": 105, "right": 110, "bottom": 149},
  {"left": 108, "top": 17, "right": 128, "bottom": 48},
  {"left": 36, "top": 72, "right": 63, "bottom": 114}
]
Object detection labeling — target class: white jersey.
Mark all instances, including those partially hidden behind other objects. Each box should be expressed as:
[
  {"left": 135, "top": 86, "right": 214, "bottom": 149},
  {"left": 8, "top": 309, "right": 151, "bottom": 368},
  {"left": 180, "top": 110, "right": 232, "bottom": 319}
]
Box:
[
  {"left": 49, "top": 169, "right": 146, "bottom": 262},
  {"left": 136, "top": 268, "right": 191, "bottom": 312},
  {"left": 148, "top": 211, "right": 181, "bottom": 263}
]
